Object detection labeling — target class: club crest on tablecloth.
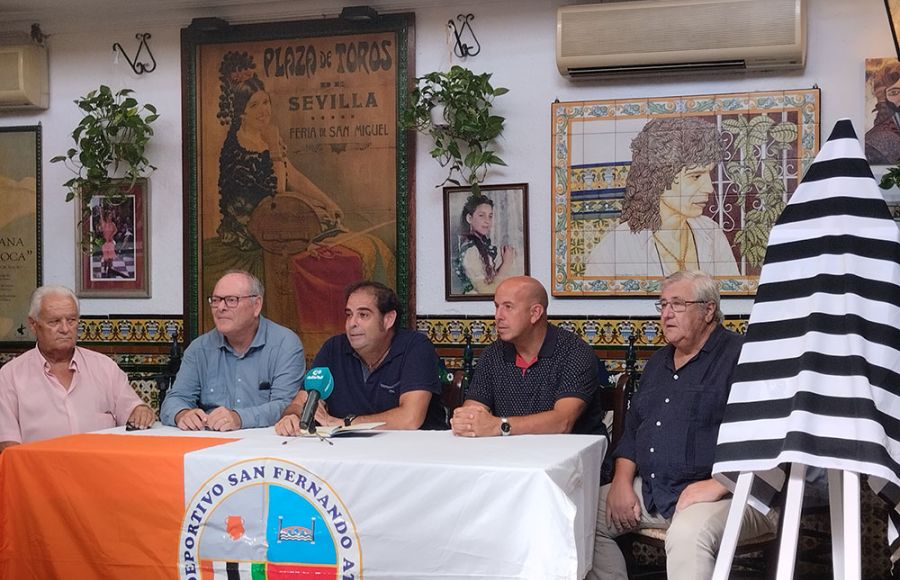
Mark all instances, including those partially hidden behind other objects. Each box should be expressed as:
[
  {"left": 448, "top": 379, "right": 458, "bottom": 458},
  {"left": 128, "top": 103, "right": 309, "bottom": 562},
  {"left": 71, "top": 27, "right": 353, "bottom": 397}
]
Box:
[{"left": 178, "top": 458, "right": 361, "bottom": 580}]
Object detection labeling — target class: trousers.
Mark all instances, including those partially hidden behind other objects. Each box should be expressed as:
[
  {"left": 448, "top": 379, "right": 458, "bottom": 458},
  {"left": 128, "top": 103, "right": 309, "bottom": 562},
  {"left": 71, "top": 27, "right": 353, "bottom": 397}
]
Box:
[{"left": 585, "top": 476, "right": 777, "bottom": 580}]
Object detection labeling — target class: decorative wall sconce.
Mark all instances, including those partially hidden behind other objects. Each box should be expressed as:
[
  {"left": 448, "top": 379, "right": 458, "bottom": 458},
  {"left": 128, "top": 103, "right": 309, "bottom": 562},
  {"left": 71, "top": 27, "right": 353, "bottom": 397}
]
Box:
[
  {"left": 112, "top": 33, "right": 156, "bottom": 75},
  {"left": 448, "top": 14, "right": 480, "bottom": 58}
]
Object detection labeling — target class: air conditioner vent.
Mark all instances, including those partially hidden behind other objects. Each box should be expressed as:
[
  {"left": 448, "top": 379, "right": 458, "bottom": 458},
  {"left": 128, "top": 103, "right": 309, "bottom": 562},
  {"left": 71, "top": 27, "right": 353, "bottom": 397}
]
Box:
[
  {"left": 0, "top": 44, "right": 49, "bottom": 110},
  {"left": 557, "top": 0, "right": 805, "bottom": 79}
]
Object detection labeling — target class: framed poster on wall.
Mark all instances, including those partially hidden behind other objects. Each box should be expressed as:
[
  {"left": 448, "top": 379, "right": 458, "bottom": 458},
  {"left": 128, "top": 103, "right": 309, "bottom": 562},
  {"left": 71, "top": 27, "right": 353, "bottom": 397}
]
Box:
[
  {"left": 0, "top": 125, "right": 41, "bottom": 345},
  {"left": 181, "top": 14, "right": 415, "bottom": 356}
]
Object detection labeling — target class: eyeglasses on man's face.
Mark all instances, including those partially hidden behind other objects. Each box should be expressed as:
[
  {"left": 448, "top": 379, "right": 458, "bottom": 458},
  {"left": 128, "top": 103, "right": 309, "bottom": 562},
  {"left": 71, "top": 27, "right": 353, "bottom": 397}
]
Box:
[
  {"left": 207, "top": 295, "right": 259, "bottom": 308},
  {"left": 654, "top": 299, "right": 707, "bottom": 313}
]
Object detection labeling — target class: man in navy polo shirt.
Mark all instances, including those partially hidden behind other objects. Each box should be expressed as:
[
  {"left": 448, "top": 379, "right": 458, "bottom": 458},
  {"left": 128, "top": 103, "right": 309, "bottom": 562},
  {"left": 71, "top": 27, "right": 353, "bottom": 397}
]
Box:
[
  {"left": 275, "top": 281, "right": 445, "bottom": 434},
  {"left": 450, "top": 276, "right": 605, "bottom": 437}
]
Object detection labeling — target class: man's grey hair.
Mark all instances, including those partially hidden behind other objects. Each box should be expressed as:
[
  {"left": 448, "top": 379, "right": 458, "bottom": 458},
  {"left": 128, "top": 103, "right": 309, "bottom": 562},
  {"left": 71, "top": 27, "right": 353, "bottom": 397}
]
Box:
[
  {"left": 28, "top": 285, "right": 80, "bottom": 319},
  {"left": 661, "top": 270, "right": 723, "bottom": 324},
  {"left": 223, "top": 269, "right": 265, "bottom": 299}
]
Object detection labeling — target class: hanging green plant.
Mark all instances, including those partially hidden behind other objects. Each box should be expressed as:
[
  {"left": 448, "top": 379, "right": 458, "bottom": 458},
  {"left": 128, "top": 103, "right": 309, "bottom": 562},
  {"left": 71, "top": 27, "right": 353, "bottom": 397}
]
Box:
[
  {"left": 878, "top": 165, "right": 900, "bottom": 190},
  {"left": 51, "top": 85, "right": 158, "bottom": 215},
  {"left": 401, "top": 65, "right": 507, "bottom": 194}
]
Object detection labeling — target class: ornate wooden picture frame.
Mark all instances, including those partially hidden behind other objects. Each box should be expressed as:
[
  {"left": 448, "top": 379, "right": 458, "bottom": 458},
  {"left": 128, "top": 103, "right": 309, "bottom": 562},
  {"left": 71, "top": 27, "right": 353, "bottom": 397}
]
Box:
[
  {"left": 76, "top": 179, "right": 150, "bottom": 298},
  {"left": 181, "top": 14, "right": 415, "bottom": 355}
]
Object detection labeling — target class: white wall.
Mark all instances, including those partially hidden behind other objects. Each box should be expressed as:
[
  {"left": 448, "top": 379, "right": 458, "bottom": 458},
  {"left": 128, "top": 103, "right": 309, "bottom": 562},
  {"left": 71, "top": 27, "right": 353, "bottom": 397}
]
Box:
[{"left": 0, "top": 0, "right": 894, "bottom": 317}]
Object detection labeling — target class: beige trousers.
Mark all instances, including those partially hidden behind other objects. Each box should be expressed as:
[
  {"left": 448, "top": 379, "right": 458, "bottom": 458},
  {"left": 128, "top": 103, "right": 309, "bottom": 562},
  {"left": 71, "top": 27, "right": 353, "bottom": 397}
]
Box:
[{"left": 585, "top": 476, "right": 777, "bottom": 580}]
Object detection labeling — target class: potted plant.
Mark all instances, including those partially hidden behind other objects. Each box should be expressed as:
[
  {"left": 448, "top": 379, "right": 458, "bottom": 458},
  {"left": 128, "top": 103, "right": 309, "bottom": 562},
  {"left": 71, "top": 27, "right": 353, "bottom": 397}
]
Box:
[
  {"left": 402, "top": 65, "right": 508, "bottom": 194},
  {"left": 51, "top": 85, "right": 158, "bottom": 217},
  {"left": 879, "top": 165, "right": 900, "bottom": 190}
]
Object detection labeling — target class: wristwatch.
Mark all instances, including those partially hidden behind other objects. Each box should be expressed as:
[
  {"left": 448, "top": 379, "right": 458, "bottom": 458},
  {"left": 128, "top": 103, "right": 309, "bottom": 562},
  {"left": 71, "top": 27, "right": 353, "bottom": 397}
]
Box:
[
  {"left": 500, "top": 417, "right": 511, "bottom": 436},
  {"left": 343, "top": 415, "right": 357, "bottom": 427}
]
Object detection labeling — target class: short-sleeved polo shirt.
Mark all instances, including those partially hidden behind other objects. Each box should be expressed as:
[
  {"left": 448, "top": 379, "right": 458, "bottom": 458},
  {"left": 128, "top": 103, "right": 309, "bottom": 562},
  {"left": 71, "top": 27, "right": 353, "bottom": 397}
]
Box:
[
  {"left": 465, "top": 324, "right": 605, "bottom": 435},
  {"left": 313, "top": 329, "right": 446, "bottom": 430}
]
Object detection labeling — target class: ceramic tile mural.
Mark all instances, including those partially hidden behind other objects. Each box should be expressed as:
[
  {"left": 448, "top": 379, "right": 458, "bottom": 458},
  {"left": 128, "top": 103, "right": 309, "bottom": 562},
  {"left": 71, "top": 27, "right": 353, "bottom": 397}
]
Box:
[{"left": 551, "top": 89, "right": 820, "bottom": 296}]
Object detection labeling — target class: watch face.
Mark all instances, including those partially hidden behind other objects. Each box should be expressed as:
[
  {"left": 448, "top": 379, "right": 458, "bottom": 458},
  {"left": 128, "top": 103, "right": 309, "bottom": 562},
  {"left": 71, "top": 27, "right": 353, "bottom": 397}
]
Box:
[{"left": 500, "top": 419, "right": 511, "bottom": 434}]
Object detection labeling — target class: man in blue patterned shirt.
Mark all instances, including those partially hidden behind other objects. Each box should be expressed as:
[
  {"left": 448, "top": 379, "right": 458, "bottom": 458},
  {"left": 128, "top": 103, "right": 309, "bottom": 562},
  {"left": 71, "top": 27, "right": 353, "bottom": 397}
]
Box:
[
  {"left": 587, "top": 270, "right": 775, "bottom": 580},
  {"left": 161, "top": 270, "right": 305, "bottom": 431}
]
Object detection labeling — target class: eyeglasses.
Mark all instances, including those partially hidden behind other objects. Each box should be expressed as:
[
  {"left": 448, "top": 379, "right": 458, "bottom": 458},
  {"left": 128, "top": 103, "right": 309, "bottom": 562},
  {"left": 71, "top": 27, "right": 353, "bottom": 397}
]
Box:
[
  {"left": 207, "top": 295, "right": 259, "bottom": 308},
  {"left": 654, "top": 299, "right": 707, "bottom": 313}
]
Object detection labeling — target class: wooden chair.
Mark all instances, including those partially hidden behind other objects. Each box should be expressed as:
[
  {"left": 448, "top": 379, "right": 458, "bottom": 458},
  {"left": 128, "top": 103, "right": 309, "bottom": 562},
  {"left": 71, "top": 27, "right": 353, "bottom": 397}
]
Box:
[{"left": 605, "top": 371, "right": 782, "bottom": 579}]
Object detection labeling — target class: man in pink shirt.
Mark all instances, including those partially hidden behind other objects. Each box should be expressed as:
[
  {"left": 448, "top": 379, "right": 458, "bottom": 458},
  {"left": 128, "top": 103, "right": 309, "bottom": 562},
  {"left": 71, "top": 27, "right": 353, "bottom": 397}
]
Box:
[{"left": 0, "top": 285, "right": 154, "bottom": 453}]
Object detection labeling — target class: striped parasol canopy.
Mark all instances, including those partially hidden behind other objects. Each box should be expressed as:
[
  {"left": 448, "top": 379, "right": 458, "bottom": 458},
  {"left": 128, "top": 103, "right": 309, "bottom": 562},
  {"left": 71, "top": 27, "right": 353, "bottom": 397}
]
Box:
[{"left": 712, "top": 118, "right": 900, "bottom": 561}]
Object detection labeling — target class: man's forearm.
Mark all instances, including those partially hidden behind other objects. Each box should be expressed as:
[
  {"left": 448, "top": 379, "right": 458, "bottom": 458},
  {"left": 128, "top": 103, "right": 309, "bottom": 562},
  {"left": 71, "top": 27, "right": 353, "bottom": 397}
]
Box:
[
  {"left": 281, "top": 403, "right": 302, "bottom": 419},
  {"left": 612, "top": 458, "right": 638, "bottom": 485}
]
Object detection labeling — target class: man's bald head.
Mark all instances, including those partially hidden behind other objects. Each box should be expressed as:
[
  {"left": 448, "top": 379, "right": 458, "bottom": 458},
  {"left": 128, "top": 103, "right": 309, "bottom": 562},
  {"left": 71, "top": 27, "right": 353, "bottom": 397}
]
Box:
[
  {"left": 493, "top": 276, "right": 549, "bottom": 346},
  {"left": 499, "top": 276, "right": 548, "bottom": 312}
]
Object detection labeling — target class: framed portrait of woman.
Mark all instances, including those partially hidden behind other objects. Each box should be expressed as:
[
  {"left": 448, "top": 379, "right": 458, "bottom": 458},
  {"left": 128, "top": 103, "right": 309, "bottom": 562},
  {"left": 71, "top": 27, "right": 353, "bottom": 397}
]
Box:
[
  {"left": 181, "top": 14, "right": 415, "bottom": 357},
  {"left": 443, "top": 184, "right": 530, "bottom": 301}
]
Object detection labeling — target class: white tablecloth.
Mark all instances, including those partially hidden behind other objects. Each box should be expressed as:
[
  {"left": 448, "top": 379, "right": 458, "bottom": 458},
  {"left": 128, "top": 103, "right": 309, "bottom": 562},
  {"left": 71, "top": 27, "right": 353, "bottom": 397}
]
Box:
[{"left": 119, "top": 426, "right": 606, "bottom": 580}]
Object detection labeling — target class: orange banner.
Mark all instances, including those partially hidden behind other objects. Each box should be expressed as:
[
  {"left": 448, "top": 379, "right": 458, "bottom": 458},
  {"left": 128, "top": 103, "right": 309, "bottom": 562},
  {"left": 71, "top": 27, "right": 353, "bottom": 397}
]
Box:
[{"left": 0, "top": 434, "right": 235, "bottom": 579}]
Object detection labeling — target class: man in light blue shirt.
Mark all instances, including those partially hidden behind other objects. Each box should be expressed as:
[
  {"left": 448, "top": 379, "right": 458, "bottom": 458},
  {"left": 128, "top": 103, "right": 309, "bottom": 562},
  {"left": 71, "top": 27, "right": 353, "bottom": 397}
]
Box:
[{"left": 161, "top": 270, "right": 304, "bottom": 430}]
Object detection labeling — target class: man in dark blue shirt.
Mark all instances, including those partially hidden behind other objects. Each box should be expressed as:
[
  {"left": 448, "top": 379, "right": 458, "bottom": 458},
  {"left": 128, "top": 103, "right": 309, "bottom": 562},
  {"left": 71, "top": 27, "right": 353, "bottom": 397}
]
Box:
[
  {"left": 587, "top": 271, "right": 775, "bottom": 580},
  {"left": 275, "top": 281, "right": 445, "bottom": 433}
]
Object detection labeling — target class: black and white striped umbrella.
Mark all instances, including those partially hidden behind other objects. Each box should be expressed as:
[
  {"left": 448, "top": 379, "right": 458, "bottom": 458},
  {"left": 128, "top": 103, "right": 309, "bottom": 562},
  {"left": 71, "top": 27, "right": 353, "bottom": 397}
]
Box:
[{"left": 712, "top": 119, "right": 900, "bottom": 561}]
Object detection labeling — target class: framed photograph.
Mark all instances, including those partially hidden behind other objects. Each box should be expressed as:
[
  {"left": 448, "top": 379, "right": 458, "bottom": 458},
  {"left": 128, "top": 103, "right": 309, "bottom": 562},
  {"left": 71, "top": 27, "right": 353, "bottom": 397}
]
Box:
[
  {"left": 0, "top": 125, "right": 41, "bottom": 344},
  {"left": 550, "top": 89, "right": 820, "bottom": 297},
  {"left": 181, "top": 14, "right": 415, "bottom": 356},
  {"left": 443, "top": 183, "right": 529, "bottom": 301},
  {"left": 887, "top": 0, "right": 900, "bottom": 59},
  {"left": 76, "top": 179, "right": 150, "bottom": 297},
  {"left": 865, "top": 57, "right": 900, "bottom": 166}
]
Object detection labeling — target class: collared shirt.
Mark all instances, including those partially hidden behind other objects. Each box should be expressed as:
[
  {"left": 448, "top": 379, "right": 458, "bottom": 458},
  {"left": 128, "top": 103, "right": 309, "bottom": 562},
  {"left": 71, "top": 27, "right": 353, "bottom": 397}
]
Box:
[
  {"left": 313, "top": 329, "right": 445, "bottom": 430},
  {"left": 465, "top": 324, "right": 605, "bottom": 435},
  {"left": 0, "top": 346, "right": 144, "bottom": 444},
  {"left": 160, "top": 316, "right": 305, "bottom": 428},
  {"left": 614, "top": 324, "right": 743, "bottom": 518}
]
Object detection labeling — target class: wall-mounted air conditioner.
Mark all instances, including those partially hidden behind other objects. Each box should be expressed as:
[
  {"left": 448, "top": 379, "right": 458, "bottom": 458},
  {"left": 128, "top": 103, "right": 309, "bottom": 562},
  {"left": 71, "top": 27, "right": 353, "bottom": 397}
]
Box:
[
  {"left": 0, "top": 44, "right": 49, "bottom": 109},
  {"left": 557, "top": 0, "right": 805, "bottom": 79}
]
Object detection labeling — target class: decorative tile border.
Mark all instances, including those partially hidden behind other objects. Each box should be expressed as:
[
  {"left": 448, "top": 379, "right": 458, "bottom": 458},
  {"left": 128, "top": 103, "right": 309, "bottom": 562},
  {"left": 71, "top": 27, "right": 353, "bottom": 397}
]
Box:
[
  {"left": 77, "top": 316, "right": 183, "bottom": 344},
  {"left": 416, "top": 315, "right": 747, "bottom": 348}
]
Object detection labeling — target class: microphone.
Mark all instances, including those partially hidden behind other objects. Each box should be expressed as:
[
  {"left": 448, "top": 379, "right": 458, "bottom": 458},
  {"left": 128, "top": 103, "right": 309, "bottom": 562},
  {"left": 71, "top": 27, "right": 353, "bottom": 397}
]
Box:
[{"left": 299, "top": 367, "right": 334, "bottom": 433}]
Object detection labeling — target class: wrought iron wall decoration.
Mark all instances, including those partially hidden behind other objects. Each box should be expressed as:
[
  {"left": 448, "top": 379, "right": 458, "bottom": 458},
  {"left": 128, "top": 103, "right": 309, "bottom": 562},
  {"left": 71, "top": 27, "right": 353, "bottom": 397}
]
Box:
[
  {"left": 112, "top": 33, "right": 156, "bottom": 75},
  {"left": 448, "top": 14, "right": 480, "bottom": 58}
]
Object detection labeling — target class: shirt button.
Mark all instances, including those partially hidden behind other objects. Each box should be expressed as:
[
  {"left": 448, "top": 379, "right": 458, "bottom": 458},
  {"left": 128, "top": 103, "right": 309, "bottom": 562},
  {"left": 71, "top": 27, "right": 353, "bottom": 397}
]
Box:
[
  {"left": 650, "top": 473, "right": 656, "bottom": 479},
  {"left": 655, "top": 420, "right": 661, "bottom": 426},
  {"left": 673, "top": 374, "right": 679, "bottom": 380},
  {"left": 665, "top": 398, "right": 670, "bottom": 403},
  {"left": 650, "top": 447, "right": 655, "bottom": 453}
]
